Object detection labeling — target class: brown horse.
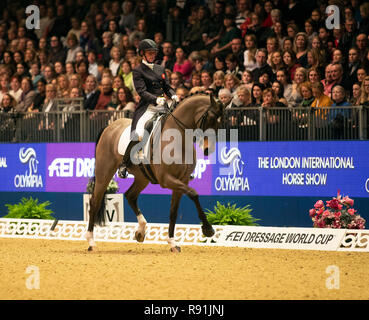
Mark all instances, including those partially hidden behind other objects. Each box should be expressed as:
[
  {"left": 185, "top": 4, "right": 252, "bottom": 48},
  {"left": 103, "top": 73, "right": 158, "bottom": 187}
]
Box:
[{"left": 85, "top": 93, "right": 224, "bottom": 252}]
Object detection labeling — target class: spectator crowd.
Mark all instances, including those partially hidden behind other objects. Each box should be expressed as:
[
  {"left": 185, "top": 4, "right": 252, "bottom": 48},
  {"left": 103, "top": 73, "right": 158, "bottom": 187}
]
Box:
[{"left": 0, "top": 0, "right": 369, "bottom": 139}]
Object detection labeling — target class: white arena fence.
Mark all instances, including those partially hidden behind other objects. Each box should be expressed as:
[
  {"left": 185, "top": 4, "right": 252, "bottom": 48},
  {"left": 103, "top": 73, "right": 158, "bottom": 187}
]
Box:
[{"left": 0, "top": 218, "right": 368, "bottom": 252}]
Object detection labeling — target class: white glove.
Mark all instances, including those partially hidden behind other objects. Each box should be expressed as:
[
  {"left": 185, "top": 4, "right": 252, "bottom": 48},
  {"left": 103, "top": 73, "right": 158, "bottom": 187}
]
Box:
[
  {"left": 156, "top": 97, "right": 166, "bottom": 106},
  {"left": 171, "top": 95, "right": 180, "bottom": 103}
]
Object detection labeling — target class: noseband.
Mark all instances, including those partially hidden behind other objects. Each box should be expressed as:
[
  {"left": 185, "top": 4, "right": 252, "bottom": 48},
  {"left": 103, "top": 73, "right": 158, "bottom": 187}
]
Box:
[{"left": 168, "top": 102, "right": 223, "bottom": 132}]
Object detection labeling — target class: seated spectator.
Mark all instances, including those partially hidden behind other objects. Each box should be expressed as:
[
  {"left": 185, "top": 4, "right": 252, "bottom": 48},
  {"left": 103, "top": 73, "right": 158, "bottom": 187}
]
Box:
[
  {"left": 200, "top": 70, "right": 213, "bottom": 91},
  {"left": 233, "top": 85, "right": 251, "bottom": 107},
  {"left": 66, "top": 33, "right": 83, "bottom": 63},
  {"left": 49, "top": 36, "right": 67, "bottom": 65},
  {"left": 359, "top": 76, "right": 369, "bottom": 106},
  {"left": 346, "top": 48, "right": 361, "bottom": 86},
  {"left": 225, "top": 53, "right": 242, "bottom": 79},
  {"left": 113, "top": 85, "right": 136, "bottom": 114},
  {"left": 258, "top": 70, "right": 271, "bottom": 88},
  {"left": 0, "top": 93, "right": 17, "bottom": 113},
  {"left": 94, "top": 77, "right": 113, "bottom": 110},
  {"left": 331, "top": 85, "right": 350, "bottom": 108},
  {"left": 276, "top": 68, "right": 292, "bottom": 105},
  {"left": 108, "top": 19, "right": 122, "bottom": 47},
  {"left": 53, "top": 61, "right": 65, "bottom": 77},
  {"left": 76, "top": 60, "right": 89, "bottom": 87},
  {"left": 79, "top": 20, "right": 98, "bottom": 53},
  {"left": 28, "top": 79, "right": 47, "bottom": 112},
  {"left": 15, "top": 62, "right": 30, "bottom": 79},
  {"left": 241, "top": 70, "right": 253, "bottom": 92},
  {"left": 248, "top": 82, "right": 265, "bottom": 107},
  {"left": 271, "top": 81, "right": 288, "bottom": 107},
  {"left": 169, "top": 71, "right": 184, "bottom": 91},
  {"left": 41, "top": 84, "right": 58, "bottom": 113},
  {"left": 311, "top": 82, "right": 333, "bottom": 108},
  {"left": 16, "top": 77, "right": 36, "bottom": 113},
  {"left": 189, "top": 71, "right": 201, "bottom": 88},
  {"left": 9, "top": 75, "right": 22, "bottom": 103},
  {"left": 330, "top": 63, "right": 351, "bottom": 93},
  {"left": 299, "top": 82, "right": 314, "bottom": 107},
  {"left": 306, "top": 49, "right": 325, "bottom": 79},
  {"left": 84, "top": 75, "right": 100, "bottom": 110},
  {"left": 0, "top": 74, "right": 9, "bottom": 104},
  {"left": 350, "top": 82, "right": 361, "bottom": 105},
  {"left": 173, "top": 47, "right": 193, "bottom": 82},
  {"left": 87, "top": 51, "right": 98, "bottom": 78},
  {"left": 65, "top": 62, "right": 75, "bottom": 78},
  {"left": 356, "top": 68, "right": 367, "bottom": 85},
  {"left": 212, "top": 70, "right": 225, "bottom": 96},
  {"left": 262, "top": 87, "right": 286, "bottom": 108},
  {"left": 243, "top": 34, "right": 258, "bottom": 71},
  {"left": 211, "top": 14, "right": 241, "bottom": 55},
  {"left": 118, "top": 60, "right": 134, "bottom": 93},
  {"left": 218, "top": 88, "right": 233, "bottom": 109},
  {"left": 270, "top": 50, "right": 284, "bottom": 78},
  {"left": 43, "top": 65, "right": 56, "bottom": 84},
  {"left": 56, "top": 74, "right": 70, "bottom": 98},
  {"left": 288, "top": 67, "right": 307, "bottom": 107},
  {"left": 321, "top": 64, "right": 335, "bottom": 98},
  {"left": 213, "top": 54, "right": 227, "bottom": 72},
  {"left": 112, "top": 76, "right": 124, "bottom": 92},
  {"left": 109, "top": 46, "right": 123, "bottom": 76},
  {"left": 101, "top": 32, "right": 114, "bottom": 67},
  {"left": 282, "top": 49, "right": 301, "bottom": 81},
  {"left": 224, "top": 73, "right": 240, "bottom": 95},
  {"left": 252, "top": 48, "right": 273, "bottom": 82},
  {"left": 308, "top": 67, "right": 322, "bottom": 84},
  {"left": 330, "top": 85, "right": 351, "bottom": 138},
  {"left": 159, "top": 41, "right": 176, "bottom": 70},
  {"left": 175, "top": 87, "right": 189, "bottom": 102}
]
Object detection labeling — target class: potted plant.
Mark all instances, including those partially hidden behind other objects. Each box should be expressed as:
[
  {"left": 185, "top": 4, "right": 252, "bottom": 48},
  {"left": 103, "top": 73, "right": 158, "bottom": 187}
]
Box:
[
  {"left": 205, "top": 201, "right": 259, "bottom": 226},
  {"left": 83, "top": 176, "right": 124, "bottom": 222},
  {"left": 309, "top": 191, "right": 366, "bottom": 229}
]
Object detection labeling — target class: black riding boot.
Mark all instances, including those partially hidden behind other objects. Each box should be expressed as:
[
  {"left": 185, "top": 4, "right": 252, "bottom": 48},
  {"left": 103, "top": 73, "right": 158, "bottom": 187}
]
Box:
[{"left": 118, "top": 140, "right": 140, "bottom": 179}]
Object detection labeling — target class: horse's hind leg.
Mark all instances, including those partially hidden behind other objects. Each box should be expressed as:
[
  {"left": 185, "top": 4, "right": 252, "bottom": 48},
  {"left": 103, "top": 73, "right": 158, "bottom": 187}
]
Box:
[
  {"left": 124, "top": 176, "right": 149, "bottom": 242},
  {"left": 167, "top": 191, "right": 183, "bottom": 253}
]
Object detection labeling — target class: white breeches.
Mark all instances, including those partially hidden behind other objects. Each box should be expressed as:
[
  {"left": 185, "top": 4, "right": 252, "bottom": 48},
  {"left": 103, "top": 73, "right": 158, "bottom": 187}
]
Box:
[{"left": 135, "top": 105, "right": 164, "bottom": 139}]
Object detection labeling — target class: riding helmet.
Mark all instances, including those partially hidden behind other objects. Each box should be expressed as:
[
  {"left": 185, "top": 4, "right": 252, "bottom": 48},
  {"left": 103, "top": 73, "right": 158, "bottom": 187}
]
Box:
[{"left": 138, "top": 39, "right": 158, "bottom": 55}]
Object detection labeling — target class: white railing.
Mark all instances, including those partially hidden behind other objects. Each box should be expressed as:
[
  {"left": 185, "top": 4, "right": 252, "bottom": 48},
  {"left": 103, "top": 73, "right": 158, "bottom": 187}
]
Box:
[{"left": 1, "top": 218, "right": 368, "bottom": 252}]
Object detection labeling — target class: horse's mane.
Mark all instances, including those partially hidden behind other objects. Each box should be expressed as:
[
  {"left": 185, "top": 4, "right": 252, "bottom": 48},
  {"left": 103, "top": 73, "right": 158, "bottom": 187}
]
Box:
[{"left": 174, "top": 92, "right": 211, "bottom": 110}]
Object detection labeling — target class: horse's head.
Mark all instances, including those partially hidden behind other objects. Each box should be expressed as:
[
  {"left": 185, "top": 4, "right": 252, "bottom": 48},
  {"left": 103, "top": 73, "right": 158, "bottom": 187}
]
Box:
[{"left": 199, "top": 93, "right": 224, "bottom": 156}]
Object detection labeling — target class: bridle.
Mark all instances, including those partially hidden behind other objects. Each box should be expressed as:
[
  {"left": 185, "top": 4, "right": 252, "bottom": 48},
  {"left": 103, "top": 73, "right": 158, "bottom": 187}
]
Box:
[{"left": 166, "top": 100, "right": 224, "bottom": 132}]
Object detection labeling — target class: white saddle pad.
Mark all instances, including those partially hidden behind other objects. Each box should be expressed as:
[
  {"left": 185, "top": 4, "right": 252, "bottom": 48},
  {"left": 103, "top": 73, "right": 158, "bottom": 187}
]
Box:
[
  {"left": 117, "top": 116, "right": 163, "bottom": 158},
  {"left": 117, "top": 125, "right": 132, "bottom": 156}
]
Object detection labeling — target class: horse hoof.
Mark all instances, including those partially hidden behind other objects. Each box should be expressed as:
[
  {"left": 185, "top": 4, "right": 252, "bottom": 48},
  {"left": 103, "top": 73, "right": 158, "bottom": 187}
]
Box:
[
  {"left": 87, "top": 246, "right": 94, "bottom": 252},
  {"left": 202, "top": 225, "right": 215, "bottom": 237},
  {"left": 170, "top": 246, "right": 181, "bottom": 253},
  {"left": 135, "top": 231, "right": 145, "bottom": 243}
]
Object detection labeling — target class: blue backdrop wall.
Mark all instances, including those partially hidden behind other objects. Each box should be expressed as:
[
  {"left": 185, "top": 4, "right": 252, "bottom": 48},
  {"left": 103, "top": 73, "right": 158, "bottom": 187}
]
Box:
[
  {"left": 0, "top": 192, "right": 368, "bottom": 227},
  {"left": 1, "top": 141, "right": 368, "bottom": 227}
]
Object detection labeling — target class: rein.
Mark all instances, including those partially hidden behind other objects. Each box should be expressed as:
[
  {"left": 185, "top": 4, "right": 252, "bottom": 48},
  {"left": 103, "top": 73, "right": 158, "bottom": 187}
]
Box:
[{"left": 165, "top": 100, "right": 223, "bottom": 132}]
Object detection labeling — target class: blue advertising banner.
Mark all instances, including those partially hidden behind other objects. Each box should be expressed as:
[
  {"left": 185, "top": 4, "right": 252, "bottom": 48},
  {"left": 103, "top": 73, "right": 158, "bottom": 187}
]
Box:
[
  {"left": 0, "top": 141, "right": 368, "bottom": 198},
  {"left": 212, "top": 141, "right": 369, "bottom": 198},
  {"left": 0, "top": 144, "right": 46, "bottom": 192}
]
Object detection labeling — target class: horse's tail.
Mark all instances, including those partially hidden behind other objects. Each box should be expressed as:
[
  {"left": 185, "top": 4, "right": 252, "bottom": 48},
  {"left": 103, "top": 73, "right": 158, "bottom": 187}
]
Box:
[
  {"left": 95, "top": 193, "right": 106, "bottom": 226},
  {"left": 91, "top": 126, "right": 107, "bottom": 227}
]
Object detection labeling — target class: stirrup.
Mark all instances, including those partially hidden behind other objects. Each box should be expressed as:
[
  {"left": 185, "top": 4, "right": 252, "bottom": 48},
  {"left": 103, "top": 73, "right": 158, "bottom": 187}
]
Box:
[{"left": 118, "top": 166, "right": 128, "bottom": 179}]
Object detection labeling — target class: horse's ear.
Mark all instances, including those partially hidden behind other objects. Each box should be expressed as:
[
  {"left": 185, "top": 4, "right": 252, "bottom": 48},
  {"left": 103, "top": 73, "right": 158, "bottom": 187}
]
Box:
[{"left": 210, "top": 92, "right": 216, "bottom": 107}]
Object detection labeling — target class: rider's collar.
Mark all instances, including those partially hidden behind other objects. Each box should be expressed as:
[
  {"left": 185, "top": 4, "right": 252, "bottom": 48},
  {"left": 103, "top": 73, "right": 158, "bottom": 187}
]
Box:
[{"left": 142, "top": 59, "right": 154, "bottom": 70}]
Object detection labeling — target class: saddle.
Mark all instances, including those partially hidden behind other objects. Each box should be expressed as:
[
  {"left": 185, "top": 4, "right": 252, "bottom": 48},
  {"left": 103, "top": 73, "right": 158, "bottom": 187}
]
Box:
[{"left": 118, "top": 110, "right": 169, "bottom": 182}]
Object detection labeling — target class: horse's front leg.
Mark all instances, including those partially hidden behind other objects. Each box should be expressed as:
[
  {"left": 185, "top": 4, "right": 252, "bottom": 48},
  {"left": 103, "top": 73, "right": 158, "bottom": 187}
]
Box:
[
  {"left": 163, "top": 175, "right": 215, "bottom": 239},
  {"left": 167, "top": 191, "right": 183, "bottom": 253}
]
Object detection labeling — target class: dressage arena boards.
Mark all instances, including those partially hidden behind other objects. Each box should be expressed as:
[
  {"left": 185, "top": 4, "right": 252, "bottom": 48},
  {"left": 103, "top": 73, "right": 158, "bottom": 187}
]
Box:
[{"left": 0, "top": 218, "right": 368, "bottom": 300}]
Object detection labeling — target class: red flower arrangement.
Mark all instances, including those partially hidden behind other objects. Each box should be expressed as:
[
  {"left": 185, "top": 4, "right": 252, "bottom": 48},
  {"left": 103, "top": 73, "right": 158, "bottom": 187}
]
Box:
[{"left": 309, "top": 191, "right": 366, "bottom": 229}]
